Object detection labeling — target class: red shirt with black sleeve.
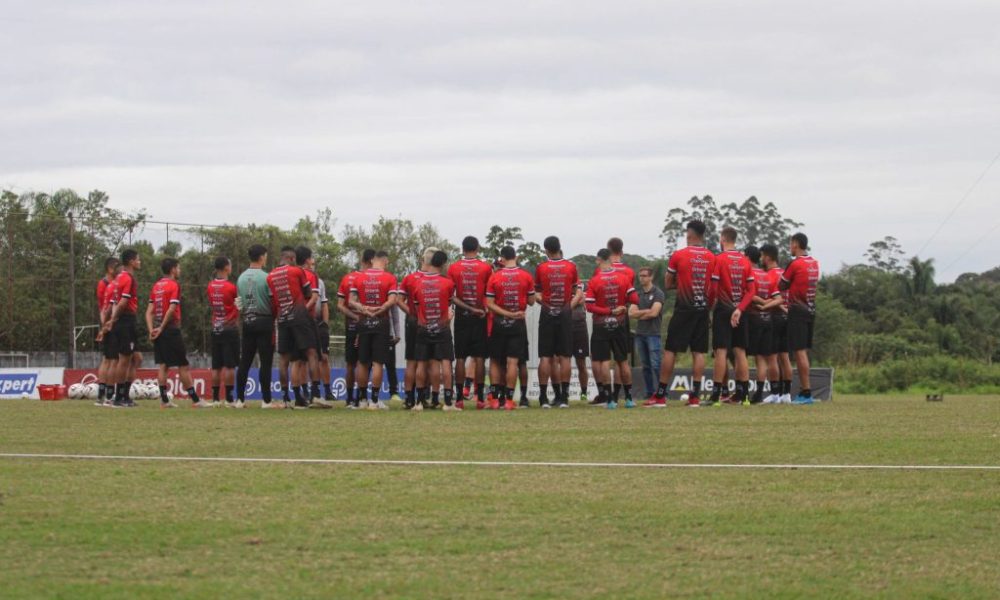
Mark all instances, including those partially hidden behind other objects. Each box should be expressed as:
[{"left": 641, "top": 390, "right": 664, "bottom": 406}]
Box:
[
  {"left": 768, "top": 268, "right": 789, "bottom": 315},
  {"left": 102, "top": 279, "right": 118, "bottom": 315},
  {"left": 710, "top": 250, "right": 757, "bottom": 312},
  {"left": 351, "top": 268, "right": 398, "bottom": 330},
  {"left": 485, "top": 267, "right": 535, "bottom": 328},
  {"left": 666, "top": 246, "right": 715, "bottom": 310},
  {"left": 585, "top": 268, "right": 638, "bottom": 327},
  {"left": 447, "top": 257, "right": 493, "bottom": 317},
  {"left": 303, "top": 269, "right": 320, "bottom": 319},
  {"left": 150, "top": 277, "right": 182, "bottom": 328},
  {"left": 207, "top": 278, "right": 239, "bottom": 332},
  {"left": 113, "top": 270, "right": 138, "bottom": 314},
  {"left": 412, "top": 273, "right": 455, "bottom": 330},
  {"left": 535, "top": 258, "right": 579, "bottom": 314},
  {"left": 266, "top": 264, "right": 311, "bottom": 323},
  {"left": 336, "top": 271, "right": 362, "bottom": 331},
  {"left": 96, "top": 277, "right": 110, "bottom": 312},
  {"left": 749, "top": 267, "right": 779, "bottom": 316},
  {"left": 398, "top": 271, "right": 428, "bottom": 318},
  {"left": 593, "top": 261, "right": 636, "bottom": 289},
  {"left": 781, "top": 255, "right": 820, "bottom": 313}
]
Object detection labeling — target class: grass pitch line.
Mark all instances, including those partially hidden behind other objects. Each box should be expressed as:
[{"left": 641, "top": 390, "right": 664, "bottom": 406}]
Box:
[{"left": 1, "top": 453, "right": 999, "bottom": 471}]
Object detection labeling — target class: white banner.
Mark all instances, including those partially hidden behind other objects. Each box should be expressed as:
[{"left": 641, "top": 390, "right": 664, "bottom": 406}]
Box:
[{"left": 0, "top": 368, "right": 65, "bottom": 399}]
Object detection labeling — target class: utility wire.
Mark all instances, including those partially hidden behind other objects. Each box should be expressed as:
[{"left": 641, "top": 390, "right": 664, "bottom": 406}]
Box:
[{"left": 915, "top": 149, "right": 1000, "bottom": 257}]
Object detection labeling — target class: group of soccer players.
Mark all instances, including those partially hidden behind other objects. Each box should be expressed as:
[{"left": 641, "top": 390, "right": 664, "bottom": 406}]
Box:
[{"left": 92, "top": 223, "right": 819, "bottom": 410}]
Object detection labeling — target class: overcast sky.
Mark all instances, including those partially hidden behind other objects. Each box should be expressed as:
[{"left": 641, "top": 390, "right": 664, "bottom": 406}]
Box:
[{"left": 2, "top": 1, "right": 999, "bottom": 280}]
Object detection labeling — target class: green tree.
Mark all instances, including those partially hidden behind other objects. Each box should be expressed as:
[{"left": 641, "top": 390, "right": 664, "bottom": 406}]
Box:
[{"left": 864, "top": 236, "right": 906, "bottom": 273}]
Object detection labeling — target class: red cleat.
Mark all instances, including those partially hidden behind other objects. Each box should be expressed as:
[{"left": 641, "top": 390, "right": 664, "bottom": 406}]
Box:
[
  {"left": 686, "top": 396, "right": 702, "bottom": 408},
  {"left": 476, "top": 400, "right": 486, "bottom": 410},
  {"left": 504, "top": 399, "right": 516, "bottom": 411},
  {"left": 643, "top": 398, "right": 667, "bottom": 408},
  {"left": 487, "top": 395, "right": 500, "bottom": 410},
  {"left": 455, "top": 400, "right": 465, "bottom": 410}
]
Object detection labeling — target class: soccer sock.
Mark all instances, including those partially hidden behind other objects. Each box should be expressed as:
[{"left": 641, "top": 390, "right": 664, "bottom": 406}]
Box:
[
  {"left": 770, "top": 380, "right": 781, "bottom": 396},
  {"left": 281, "top": 386, "right": 290, "bottom": 401},
  {"left": 358, "top": 387, "right": 368, "bottom": 402},
  {"left": 187, "top": 387, "right": 200, "bottom": 403},
  {"left": 225, "top": 386, "right": 233, "bottom": 403},
  {"left": 520, "top": 385, "right": 527, "bottom": 402},
  {"left": 613, "top": 383, "right": 622, "bottom": 400},
  {"left": 159, "top": 385, "right": 169, "bottom": 404},
  {"left": 489, "top": 384, "right": 499, "bottom": 399},
  {"left": 98, "top": 383, "right": 106, "bottom": 400},
  {"left": 212, "top": 386, "right": 220, "bottom": 401},
  {"left": 711, "top": 383, "right": 722, "bottom": 401},
  {"left": 464, "top": 377, "right": 473, "bottom": 390},
  {"left": 624, "top": 384, "right": 633, "bottom": 399},
  {"left": 753, "top": 383, "right": 764, "bottom": 402},
  {"left": 693, "top": 380, "right": 702, "bottom": 398},
  {"left": 124, "top": 381, "right": 132, "bottom": 401},
  {"left": 737, "top": 381, "right": 749, "bottom": 400},
  {"left": 476, "top": 383, "right": 486, "bottom": 401},
  {"left": 293, "top": 386, "right": 303, "bottom": 402},
  {"left": 506, "top": 387, "right": 516, "bottom": 402},
  {"left": 423, "top": 387, "right": 432, "bottom": 405},
  {"left": 431, "top": 391, "right": 440, "bottom": 406},
  {"left": 561, "top": 382, "right": 570, "bottom": 401},
  {"left": 106, "top": 384, "right": 115, "bottom": 400},
  {"left": 655, "top": 382, "right": 669, "bottom": 398},
  {"left": 323, "top": 382, "right": 332, "bottom": 397},
  {"left": 782, "top": 380, "right": 792, "bottom": 395},
  {"left": 405, "top": 388, "right": 415, "bottom": 407},
  {"left": 444, "top": 389, "right": 454, "bottom": 407},
  {"left": 539, "top": 383, "right": 548, "bottom": 403},
  {"left": 311, "top": 381, "right": 321, "bottom": 398}
]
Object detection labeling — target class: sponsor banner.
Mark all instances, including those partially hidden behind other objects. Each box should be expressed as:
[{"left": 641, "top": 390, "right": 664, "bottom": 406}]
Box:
[
  {"left": 649, "top": 368, "right": 834, "bottom": 401},
  {"left": 0, "top": 368, "right": 66, "bottom": 399}
]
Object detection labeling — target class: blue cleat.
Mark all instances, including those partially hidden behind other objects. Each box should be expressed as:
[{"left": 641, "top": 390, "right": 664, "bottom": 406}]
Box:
[
  {"left": 606, "top": 400, "right": 618, "bottom": 409},
  {"left": 791, "top": 395, "right": 814, "bottom": 405},
  {"left": 624, "top": 399, "right": 636, "bottom": 409}
]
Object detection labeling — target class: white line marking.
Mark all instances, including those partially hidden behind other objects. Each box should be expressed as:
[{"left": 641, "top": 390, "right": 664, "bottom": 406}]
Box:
[{"left": 0, "top": 453, "right": 998, "bottom": 471}]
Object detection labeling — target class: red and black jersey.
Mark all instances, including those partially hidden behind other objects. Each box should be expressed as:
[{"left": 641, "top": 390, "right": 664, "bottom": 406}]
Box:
[
  {"left": 535, "top": 258, "right": 579, "bottom": 311},
  {"left": 150, "top": 277, "right": 181, "bottom": 328},
  {"left": 102, "top": 279, "right": 118, "bottom": 314},
  {"left": 585, "top": 269, "right": 638, "bottom": 327},
  {"left": 303, "top": 269, "right": 320, "bottom": 319},
  {"left": 666, "top": 246, "right": 715, "bottom": 310},
  {"left": 96, "top": 277, "right": 111, "bottom": 311},
  {"left": 486, "top": 267, "right": 535, "bottom": 314},
  {"left": 336, "top": 271, "right": 362, "bottom": 330},
  {"left": 412, "top": 273, "right": 455, "bottom": 329},
  {"left": 398, "top": 271, "right": 428, "bottom": 316},
  {"left": 781, "top": 255, "right": 820, "bottom": 313},
  {"left": 749, "top": 267, "right": 780, "bottom": 315},
  {"left": 710, "top": 250, "right": 757, "bottom": 312},
  {"left": 592, "top": 261, "right": 636, "bottom": 289},
  {"left": 351, "top": 268, "right": 398, "bottom": 328},
  {"left": 266, "top": 264, "right": 311, "bottom": 322},
  {"left": 206, "top": 278, "right": 239, "bottom": 331},
  {"left": 768, "top": 268, "right": 789, "bottom": 313},
  {"left": 447, "top": 257, "right": 493, "bottom": 316},
  {"left": 113, "top": 270, "right": 138, "bottom": 314}
]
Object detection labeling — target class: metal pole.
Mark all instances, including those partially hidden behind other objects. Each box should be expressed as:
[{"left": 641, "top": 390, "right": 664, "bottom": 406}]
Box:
[{"left": 68, "top": 212, "right": 76, "bottom": 369}]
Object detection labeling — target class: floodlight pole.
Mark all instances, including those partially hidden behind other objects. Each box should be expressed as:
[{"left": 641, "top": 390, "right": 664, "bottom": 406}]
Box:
[{"left": 68, "top": 212, "right": 76, "bottom": 369}]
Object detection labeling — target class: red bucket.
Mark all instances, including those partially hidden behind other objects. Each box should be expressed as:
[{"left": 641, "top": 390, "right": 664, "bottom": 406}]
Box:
[{"left": 37, "top": 385, "right": 63, "bottom": 401}]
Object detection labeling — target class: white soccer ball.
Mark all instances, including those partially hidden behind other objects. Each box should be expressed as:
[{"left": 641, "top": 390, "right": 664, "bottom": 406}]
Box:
[
  {"left": 680, "top": 393, "right": 690, "bottom": 403},
  {"left": 144, "top": 384, "right": 159, "bottom": 399},
  {"left": 21, "top": 391, "right": 30, "bottom": 399},
  {"left": 130, "top": 382, "right": 144, "bottom": 399},
  {"left": 69, "top": 383, "right": 84, "bottom": 399},
  {"left": 85, "top": 383, "right": 100, "bottom": 400}
]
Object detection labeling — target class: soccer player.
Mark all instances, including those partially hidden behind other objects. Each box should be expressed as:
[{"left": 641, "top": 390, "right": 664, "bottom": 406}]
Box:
[
  {"left": 337, "top": 250, "right": 373, "bottom": 406},
  {"left": 535, "top": 236, "right": 581, "bottom": 408},
  {"left": 94, "top": 257, "right": 119, "bottom": 406},
  {"left": 147, "top": 257, "right": 206, "bottom": 408},
  {"left": 760, "top": 243, "right": 793, "bottom": 404},
  {"left": 744, "top": 246, "right": 778, "bottom": 405},
  {"left": 411, "top": 250, "right": 459, "bottom": 410},
  {"left": 485, "top": 246, "right": 536, "bottom": 411},
  {"left": 267, "top": 245, "right": 320, "bottom": 410},
  {"left": 207, "top": 256, "right": 241, "bottom": 407},
  {"left": 647, "top": 220, "right": 715, "bottom": 408},
  {"left": 571, "top": 286, "right": 591, "bottom": 404},
  {"left": 586, "top": 248, "right": 639, "bottom": 409},
  {"left": 399, "top": 249, "right": 433, "bottom": 409},
  {"left": 706, "top": 226, "right": 756, "bottom": 406},
  {"left": 447, "top": 236, "right": 492, "bottom": 410},
  {"left": 236, "top": 244, "right": 278, "bottom": 408},
  {"left": 629, "top": 267, "right": 665, "bottom": 401},
  {"left": 780, "top": 233, "right": 820, "bottom": 404},
  {"left": 349, "top": 250, "right": 398, "bottom": 410},
  {"left": 103, "top": 248, "right": 142, "bottom": 408},
  {"left": 299, "top": 249, "right": 333, "bottom": 408},
  {"left": 589, "top": 237, "right": 636, "bottom": 405}
]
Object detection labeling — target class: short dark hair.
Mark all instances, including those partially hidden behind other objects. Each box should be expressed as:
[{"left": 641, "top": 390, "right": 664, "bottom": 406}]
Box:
[
  {"left": 462, "top": 236, "right": 479, "bottom": 253},
  {"left": 160, "top": 257, "right": 179, "bottom": 275},
  {"left": 597, "top": 248, "right": 612, "bottom": 261},
  {"left": 543, "top": 236, "right": 561, "bottom": 254},
  {"left": 686, "top": 220, "right": 706, "bottom": 238},
  {"left": 120, "top": 248, "right": 138, "bottom": 265},
  {"left": 792, "top": 233, "right": 809, "bottom": 251},
  {"left": 280, "top": 246, "right": 296, "bottom": 261},
  {"left": 639, "top": 267, "right": 654, "bottom": 276},
  {"left": 607, "top": 237, "right": 624, "bottom": 255},
  {"left": 500, "top": 246, "right": 516, "bottom": 261},
  {"left": 361, "top": 249, "right": 376, "bottom": 265},
  {"left": 720, "top": 226, "right": 738, "bottom": 243},
  {"left": 214, "top": 256, "right": 230, "bottom": 271},
  {"left": 248, "top": 244, "right": 267, "bottom": 262},
  {"left": 375, "top": 250, "right": 389, "bottom": 259},
  {"left": 431, "top": 250, "right": 448, "bottom": 268},
  {"left": 760, "top": 243, "right": 779, "bottom": 263},
  {"left": 104, "top": 257, "right": 119, "bottom": 271},
  {"left": 295, "top": 245, "right": 312, "bottom": 266},
  {"left": 744, "top": 245, "right": 761, "bottom": 265}
]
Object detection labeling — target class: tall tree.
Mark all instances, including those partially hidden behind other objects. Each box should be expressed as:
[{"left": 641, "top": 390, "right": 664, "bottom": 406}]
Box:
[{"left": 864, "top": 236, "right": 906, "bottom": 273}]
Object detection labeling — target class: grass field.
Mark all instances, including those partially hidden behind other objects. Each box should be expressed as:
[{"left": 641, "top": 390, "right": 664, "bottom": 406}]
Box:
[{"left": 1, "top": 396, "right": 998, "bottom": 599}]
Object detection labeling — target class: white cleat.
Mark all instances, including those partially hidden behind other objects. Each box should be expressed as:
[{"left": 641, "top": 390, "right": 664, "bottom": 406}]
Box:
[
  {"left": 762, "top": 394, "right": 781, "bottom": 405},
  {"left": 443, "top": 404, "right": 462, "bottom": 412},
  {"left": 412, "top": 403, "right": 424, "bottom": 412},
  {"left": 160, "top": 401, "right": 179, "bottom": 409},
  {"left": 233, "top": 401, "right": 246, "bottom": 409},
  {"left": 375, "top": 400, "right": 390, "bottom": 410},
  {"left": 779, "top": 394, "right": 793, "bottom": 404},
  {"left": 191, "top": 400, "right": 215, "bottom": 409},
  {"left": 366, "top": 401, "right": 379, "bottom": 411},
  {"left": 311, "top": 398, "right": 334, "bottom": 409},
  {"left": 261, "top": 401, "right": 284, "bottom": 409}
]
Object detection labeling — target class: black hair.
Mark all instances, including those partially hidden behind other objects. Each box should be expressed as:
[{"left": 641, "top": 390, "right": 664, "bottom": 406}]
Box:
[
  {"left": 120, "top": 248, "right": 138, "bottom": 266},
  {"left": 720, "top": 226, "right": 738, "bottom": 243},
  {"left": 744, "top": 245, "right": 761, "bottom": 265},
  {"left": 160, "top": 257, "right": 179, "bottom": 275},
  {"left": 607, "top": 237, "right": 623, "bottom": 255},
  {"left": 295, "top": 245, "right": 312, "bottom": 266},
  {"left": 760, "top": 243, "right": 779, "bottom": 263},
  {"left": 431, "top": 250, "right": 448, "bottom": 268},
  {"left": 543, "top": 236, "right": 561, "bottom": 254},
  {"left": 462, "top": 236, "right": 479, "bottom": 253},
  {"left": 792, "top": 233, "right": 809, "bottom": 251},
  {"left": 500, "top": 246, "right": 516, "bottom": 261},
  {"left": 375, "top": 250, "right": 389, "bottom": 259},
  {"left": 248, "top": 244, "right": 267, "bottom": 262},
  {"left": 597, "top": 248, "right": 612, "bottom": 261},
  {"left": 214, "top": 256, "right": 231, "bottom": 271},
  {"left": 361, "top": 248, "right": 376, "bottom": 264},
  {"left": 686, "top": 220, "right": 707, "bottom": 238},
  {"left": 280, "top": 246, "right": 296, "bottom": 262},
  {"left": 104, "top": 257, "right": 119, "bottom": 271}
]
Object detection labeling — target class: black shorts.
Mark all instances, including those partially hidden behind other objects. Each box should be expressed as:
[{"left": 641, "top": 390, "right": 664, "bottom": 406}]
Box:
[
  {"left": 277, "top": 310, "right": 317, "bottom": 355},
  {"left": 772, "top": 314, "right": 789, "bottom": 355},
  {"left": 537, "top": 309, "right": 573, "bottom": 358},
  {"left": 415, "top": 326, "right": 455, "bottom": 362},
  {"left": 211, "top": 328, "right": 240, "bottom": 369},
  {"left": 316, "top": 321, "right": 330, "bottom": 356},
  {"left": 345, "top": 321, "right": 360, "bottom": 364},
  {"left": 358, "top": 322, "right": 391, "bottom": 365},
  {"left": 713, "top": 305, "right": 749, "bottom": 351},
  {"left": 454, "top": 315, "right": 488, "bottom": 358},
  {"left": 101, "top": 330, "right": 118, "bottom": 360},
  {"left": 788, "top": 306, "right": 815, "bottom": 352},
  {"left": 489, "top": 320, "right": 528, "bottom": 362},
  {"left": 591, "top": 321, "right": 630, "bottom": 363},
  {"left": 747, "top": 314, "right": 774, "bottom": 356},
  {"left": 572, "top": 323, "right": 590, "bottom": 358},
  {"left": 664, "top": 308, "right": 709, "bottom": 354},
  {"left": 112, "top": 314, "right": 138, "bottom": 356},
  {"left": 154, "top": 327, "right": 189, "bottom": 367},
  {"left": 404, "top": 317, "right": 418, "bottom": 361}
]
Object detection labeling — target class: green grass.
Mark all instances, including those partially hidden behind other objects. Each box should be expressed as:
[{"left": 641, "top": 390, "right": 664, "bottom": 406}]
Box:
[{"left": 1, "top": 396, "right": 998, "bottom": 598}]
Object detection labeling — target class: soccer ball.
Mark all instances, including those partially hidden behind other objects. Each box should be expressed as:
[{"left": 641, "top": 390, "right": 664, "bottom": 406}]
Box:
[
  {"left": 68, "top": 383, "right": 84, "bottom": 399},
  {"left": 144, "top": 384, "right": 159, "bottom": 399},
  {"left": 85, "top": 383, "right": 100, "bottom": 400},
  {"left": 680, "top": 393, "right": 690, "bottom": 403}
]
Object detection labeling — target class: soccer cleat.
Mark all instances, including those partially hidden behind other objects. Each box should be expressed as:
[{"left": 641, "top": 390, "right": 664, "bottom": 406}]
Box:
[
  {"left": 476, "top": 399, "right": 486, "bottom": 410},
  {"left": 462, "top": 383, "right": 472, "bottom": 399},
  {"left": 741, "top": 398, "right": 752, "bottom": 406},
  {"left": 224, "top": 401, "right": 237, "bottom": 409},
  {"left": 643, "top": 398, "right": 667, "bottom": 408},
  {"left": 210, "top": 401, "right": 222, "bottom": 408},
  {"left": 365, "top": 400, "right": 379, "bottom": 411},
  {"left": 779, "top": 394, "right": 793, "bottom": 404},
  {"left": 443, "top": 404, "right": 461, "bottom": 412},
  {"left": 579, "top": 392, "right": 588, "bottom": 404},
  {"left": 519, "top": 398, "right": 530, "bottom": 409},
  {"left": 455, "top": 400, "right": 465, "bottom": 410},
  {"left": 606, "top": 400, "right": 618, "bottom": 409},
  {"left": 541, "top": 400, "right": 551, "bottom": 409},
  {"left": 686, "top": 396, "right": 701, "bottom": 408},
  {"left": 93, "top": 399, "right": 104, "bottom": 407},
  {"left": 160, "top": 401, "right": 178, "bottom": 409},
  {"left": 293, "top": 399, "right": 311, "bottom": 410},
  {"left": 762, "top": 394, "right": 781, "bottom": 404},
  {"left": 261, "top": 401, "right": 283, "bottom": 409},
  {"left": 102, "top": 399, "right": 114, "bottom": 407},
  {"left": 413, "top": 402, "right": 424, "bottom": 412},
  {"left": 624, "top": 399, "right": 636, "bottom": 409},
  {"left": 700, "top": 398, "right": 719, "bottom": 407},
  {"left": 488, "top": 396, "right": 500, "bottom": 410},
  {"left": 588, "top": 396, "right": 606, "bottom": 406},
  {"left": 792, "top": 395, "right": 814, "bottom": 405},
  {"left": 284, "top": 400, "right": 295, "bottom": 409},
  {"left": 504, "top": 399, "right": 516, "bottom": 411},
  {"left": 310, "top": 398, "right": 334, "bottom": 409},
  {"left": 556, "top": 400, "right": 569, "bottom": 408},
  {"left": 376, "top": 400, "right": 390, "bottom": 410},
  {"left": 192, "top": 400, "right": 214, "bottom": 409}
]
